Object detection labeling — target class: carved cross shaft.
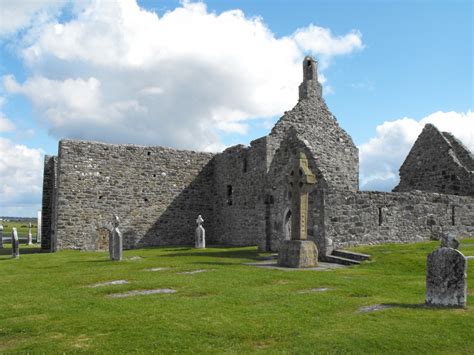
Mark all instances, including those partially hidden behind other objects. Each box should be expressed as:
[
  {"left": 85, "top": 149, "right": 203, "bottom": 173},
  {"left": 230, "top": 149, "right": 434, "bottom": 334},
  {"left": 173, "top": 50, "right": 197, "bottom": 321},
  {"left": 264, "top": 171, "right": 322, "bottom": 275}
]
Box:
[{"left": 288, "top": 152, "right": 316, "bottom": 240}]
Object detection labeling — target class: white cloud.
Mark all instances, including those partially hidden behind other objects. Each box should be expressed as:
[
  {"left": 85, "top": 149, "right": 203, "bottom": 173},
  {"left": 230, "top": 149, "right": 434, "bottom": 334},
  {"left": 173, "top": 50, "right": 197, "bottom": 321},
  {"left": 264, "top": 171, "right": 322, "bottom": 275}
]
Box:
[
  {"left": 0, "top": 116, "right": 15, "bottom": 132},
  {"left": 2, "top": 0, "right": 364, "bottom": 151},
  {"left": 0, "top": 0, "right": 66, "bottom": 37},
  {"left": 293, "top": 25, "right": 363, "bottom": 68},
  {"left": 359, "top": 111, "right": 474, "bottom": 191},
  {"left": 0, "top": 97, "right": 16, "bottom": 132},
  {"left": 0, "top": 138, "right": 43, "bottom": 217}
]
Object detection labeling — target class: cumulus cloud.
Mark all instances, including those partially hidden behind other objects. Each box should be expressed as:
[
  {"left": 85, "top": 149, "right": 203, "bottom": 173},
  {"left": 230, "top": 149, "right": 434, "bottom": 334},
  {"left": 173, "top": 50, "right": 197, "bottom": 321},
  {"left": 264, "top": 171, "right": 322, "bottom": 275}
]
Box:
[
  {"left": 2, "top": 0, "right": 363, "bottom": 151},
  {"left": 0, "top": 138, "right": 44, "bottom": 217},
  {"left": 0, "top": 0, "right": 65, "bottom": 37},
  {"left": 359, "top": 111, "right": 474, "bottom": 191}
]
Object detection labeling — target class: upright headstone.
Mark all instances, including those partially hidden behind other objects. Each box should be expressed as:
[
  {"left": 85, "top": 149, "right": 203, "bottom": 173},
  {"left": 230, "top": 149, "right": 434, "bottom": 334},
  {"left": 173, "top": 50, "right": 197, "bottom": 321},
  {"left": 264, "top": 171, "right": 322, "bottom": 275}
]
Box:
[
  {"left": 109, "top": 214, "right": 123, "bottom": 261},
  {"left": 0, "top": 224, "right": 3, "bottom": 249},
  {"left": 278, "top": 152, "right": 318, "bottom": 268},
  {"left": 426, "top": 240, "right": 467, "bottom": 307},
  {"left": 195, "top": 215, "right": 206, "bottom": 249},
  {"left": 440, "top": 232, "right": 460, "bottom": 249},
  {"left": 12, "top": 228, "right": 20, "bottom": 258},
  {"left": 37, "top": 211, "right": 42, "bottom": 244},
  {"left": 27, "top": 222, "right": 33, "bottom": 245}
]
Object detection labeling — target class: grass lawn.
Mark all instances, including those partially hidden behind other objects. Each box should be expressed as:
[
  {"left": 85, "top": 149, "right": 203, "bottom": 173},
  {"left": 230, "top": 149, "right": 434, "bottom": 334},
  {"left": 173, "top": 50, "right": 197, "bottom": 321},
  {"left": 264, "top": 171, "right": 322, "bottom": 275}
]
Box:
[
  {"left": 1, "top": 221, "right": 37, "bottom": 239},
  {"left": 0, "top": 239, "right": 473, "bottom": 353}
]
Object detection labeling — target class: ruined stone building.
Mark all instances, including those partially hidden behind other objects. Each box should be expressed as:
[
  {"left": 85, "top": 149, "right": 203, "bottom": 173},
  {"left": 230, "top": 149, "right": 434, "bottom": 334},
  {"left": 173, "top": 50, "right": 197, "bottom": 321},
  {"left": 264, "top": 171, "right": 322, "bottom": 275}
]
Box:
[
  {"left": 41, "top": 57, "right": 474, "bottom": 256},
  {"left": 394, "top": 123, "right": 473, "bottom": 196}
]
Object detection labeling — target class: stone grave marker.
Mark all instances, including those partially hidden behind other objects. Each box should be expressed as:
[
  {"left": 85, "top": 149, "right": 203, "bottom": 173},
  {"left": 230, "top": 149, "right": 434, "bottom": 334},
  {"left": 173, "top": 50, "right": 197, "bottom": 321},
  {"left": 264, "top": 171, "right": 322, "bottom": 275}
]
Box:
[
  {"left": 278, "top": 152, "right": 318, "bottom": 268},
  {"left": 27, "top": 222, "right": 33, "bottom": 245},
  {"left": 109, "top": 214, "right": 123, "bottom": 261},
  {"left": 426, "top": 241, "right": 467, "bottom": 308},
  {"left": 37, "top": 211, "right": 42, "bottom": 244},
  {"left": 195, "top": 215, "right": 206, "bottom": 249},
  {"left": 12, "top": 228, "right": 19, "bottom": 258},
  {"left": 440, "top": 232, "right": 460, "bottom": 249}
]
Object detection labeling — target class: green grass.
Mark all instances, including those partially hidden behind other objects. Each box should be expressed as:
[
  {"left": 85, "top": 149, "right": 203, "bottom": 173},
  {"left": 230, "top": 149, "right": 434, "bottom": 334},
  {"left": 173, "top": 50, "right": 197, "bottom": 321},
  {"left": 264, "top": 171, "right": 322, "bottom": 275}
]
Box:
[
  {"left": 1, "top": 221, "right": 37, "bottom": 237},
  {"left": 0, "top": 240, "right": 473, "bottom": 353}
]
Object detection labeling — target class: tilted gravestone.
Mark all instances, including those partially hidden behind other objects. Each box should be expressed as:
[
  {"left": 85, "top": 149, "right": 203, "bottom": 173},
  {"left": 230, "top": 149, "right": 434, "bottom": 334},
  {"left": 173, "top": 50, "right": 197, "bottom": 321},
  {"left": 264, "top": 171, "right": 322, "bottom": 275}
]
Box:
[
  {"left": 0, "top": 224, "right": 3, "bottom": 249},
  {"left": 195, "top": 215, "right": 206, "bottom": 249},
  {"left": 109, "top": 214, "right": 123, "bottom": 261},
  {"left": 12, "top": 228, "right": 20, "bottom": 258},
  {"left": 278, "top": 152, "right": 318, "bottom": 268},
  {"left": 426, "top": 240, "right": 467, "bottom": 307}
]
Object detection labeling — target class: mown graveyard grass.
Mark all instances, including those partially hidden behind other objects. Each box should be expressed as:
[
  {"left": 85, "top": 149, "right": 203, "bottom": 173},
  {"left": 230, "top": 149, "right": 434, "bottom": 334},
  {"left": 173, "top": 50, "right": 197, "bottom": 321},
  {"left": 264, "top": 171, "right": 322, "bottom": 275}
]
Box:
[{"left": 0, "top": 239, "right": 473, "bottom": 353}]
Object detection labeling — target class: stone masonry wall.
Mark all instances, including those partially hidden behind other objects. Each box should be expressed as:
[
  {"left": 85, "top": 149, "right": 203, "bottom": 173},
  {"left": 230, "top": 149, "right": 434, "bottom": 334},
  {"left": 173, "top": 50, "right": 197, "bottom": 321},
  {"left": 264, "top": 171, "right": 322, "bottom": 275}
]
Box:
[
  {"left": 212, "top": 138, "right": 267, "bottom": 246},
  {"left": 41, "top": 155, "right": 57, "bottom": 250},
  {"left": 55, "top": 140, "right": 215, "bottom": 250},
  {"left": 325, "top": 190, "right": 474, "bottom": 249},
  {"left": 268, "top": 58, "right": 359, "bottom": 192},
  {"left": 394, "top": 124, "right": 473, "bottom": 196}
]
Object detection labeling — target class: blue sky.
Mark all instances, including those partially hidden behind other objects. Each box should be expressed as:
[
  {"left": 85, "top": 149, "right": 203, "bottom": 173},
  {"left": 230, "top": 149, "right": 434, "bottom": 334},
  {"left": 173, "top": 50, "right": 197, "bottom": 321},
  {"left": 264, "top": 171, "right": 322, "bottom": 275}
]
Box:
[{"left": 0, "top": 0, "right": 472, "bottom": 217}]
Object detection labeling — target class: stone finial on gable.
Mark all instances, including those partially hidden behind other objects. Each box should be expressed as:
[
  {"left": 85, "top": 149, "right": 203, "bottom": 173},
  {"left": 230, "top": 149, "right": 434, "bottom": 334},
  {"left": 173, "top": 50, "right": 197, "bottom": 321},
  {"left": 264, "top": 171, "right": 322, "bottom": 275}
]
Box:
[{"left": 299, "top": 56, "right": 322, "bottom": 100}]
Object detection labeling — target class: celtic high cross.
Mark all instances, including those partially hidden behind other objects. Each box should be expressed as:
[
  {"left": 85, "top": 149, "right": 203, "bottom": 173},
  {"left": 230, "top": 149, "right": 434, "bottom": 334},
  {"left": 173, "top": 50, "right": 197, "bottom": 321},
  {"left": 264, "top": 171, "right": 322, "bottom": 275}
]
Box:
[{"left": 288, "top": 152, "right": 316, "bottom": 240}]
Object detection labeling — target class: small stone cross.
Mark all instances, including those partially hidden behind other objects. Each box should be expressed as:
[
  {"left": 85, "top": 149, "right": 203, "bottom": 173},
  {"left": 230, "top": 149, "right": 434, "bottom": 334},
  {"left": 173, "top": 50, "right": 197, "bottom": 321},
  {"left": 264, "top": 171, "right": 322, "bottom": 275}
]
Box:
[
  {"left": 195, "top": 215, "right": 206, "bottom": 249},
  {"left": 288, "top": 152, "right": 316, "bottom": 240}
]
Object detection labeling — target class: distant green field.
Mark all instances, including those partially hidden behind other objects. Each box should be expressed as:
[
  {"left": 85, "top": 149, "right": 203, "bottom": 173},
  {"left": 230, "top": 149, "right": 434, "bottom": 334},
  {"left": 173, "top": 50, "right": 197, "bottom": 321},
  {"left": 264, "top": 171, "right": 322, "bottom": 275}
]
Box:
[
  {"left": 1, "top": 221, "right": 37, "bottom": 237},
  {"left": 0, "top": 240, "right": 473, "bottom": 353}
]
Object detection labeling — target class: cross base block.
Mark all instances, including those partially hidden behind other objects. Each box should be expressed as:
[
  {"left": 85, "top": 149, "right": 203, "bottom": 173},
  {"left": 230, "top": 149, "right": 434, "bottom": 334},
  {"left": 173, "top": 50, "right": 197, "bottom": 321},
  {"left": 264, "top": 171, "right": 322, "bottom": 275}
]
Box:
[{"left": 278, "top": 240, "right": 318, "bottom": 268}]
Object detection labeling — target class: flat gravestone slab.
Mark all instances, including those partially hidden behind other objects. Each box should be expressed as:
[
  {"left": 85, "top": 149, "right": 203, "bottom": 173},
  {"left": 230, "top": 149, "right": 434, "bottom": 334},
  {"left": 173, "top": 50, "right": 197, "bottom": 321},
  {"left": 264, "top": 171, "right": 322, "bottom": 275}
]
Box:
[
  {"left": 145, "top": 267, "right": 169, "bottom": 272},
  {"left": 358, "top": 304, "right": 392, "bottom": 313},
  {"left": 177, "top": 269, "right": 212, "bottom": 275},
  {"left": 108, "top": 289, "right": 176, "bottom": 298},
  {"left": 127, "top": 256, "right": 142, "bottom": 261},
  {"left": 88, "top": 280, "right": 129, "bottom": 288},
  {"left": 298, "top": 287, "right": 329, "bottom": 294}
]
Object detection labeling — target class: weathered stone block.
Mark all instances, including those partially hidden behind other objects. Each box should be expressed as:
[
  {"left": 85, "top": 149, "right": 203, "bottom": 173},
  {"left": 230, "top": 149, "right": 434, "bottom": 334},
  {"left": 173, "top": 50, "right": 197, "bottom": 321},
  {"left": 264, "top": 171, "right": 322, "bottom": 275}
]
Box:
[
  {"left": 278, "top": 240, "right": 318, "bottom": 268},
  {"left": 426, "top": 247, "right": 467, "bottom": 308}
]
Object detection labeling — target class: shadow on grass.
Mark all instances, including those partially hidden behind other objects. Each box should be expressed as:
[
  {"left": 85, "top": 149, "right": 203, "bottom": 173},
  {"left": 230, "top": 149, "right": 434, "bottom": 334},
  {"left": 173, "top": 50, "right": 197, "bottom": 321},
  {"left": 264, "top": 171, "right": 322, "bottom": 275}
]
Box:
[
  {"left": 189, "top": 261, "right": 243, "bottom": 266},
  {"left": 0, "top": 247, "right": 45, "bottom": 258},
  {"left": 164, "top": 248, "right": 259, "bottom": 260},
  {"left": 383, "top": 303, "right": 464, "bottom": 310}
]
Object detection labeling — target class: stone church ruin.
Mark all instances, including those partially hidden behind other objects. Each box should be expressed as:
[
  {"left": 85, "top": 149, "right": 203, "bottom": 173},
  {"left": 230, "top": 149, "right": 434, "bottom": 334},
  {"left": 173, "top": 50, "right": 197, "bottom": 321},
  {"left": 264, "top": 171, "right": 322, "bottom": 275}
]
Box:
[{"left": 41, "top": 56, "right": 474, "bottom": 258}]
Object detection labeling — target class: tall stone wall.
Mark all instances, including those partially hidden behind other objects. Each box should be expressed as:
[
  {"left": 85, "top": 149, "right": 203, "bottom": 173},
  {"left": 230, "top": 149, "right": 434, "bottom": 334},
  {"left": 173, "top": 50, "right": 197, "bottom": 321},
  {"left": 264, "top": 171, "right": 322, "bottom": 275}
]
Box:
[
  {"left": 325, "top": 190, "right": 474, "bottom": 249},
  {"left": 394, "top": 124, "right": 473, "bottom": 196},
  {"left": 54, "top": 140, "right": 215, "bottom": 250},
  {"left": 41, "top": 155, "right": 57, "bottom": 250},
  {"left": 212, "top": 138, "right": 267, "bottom": 246}
]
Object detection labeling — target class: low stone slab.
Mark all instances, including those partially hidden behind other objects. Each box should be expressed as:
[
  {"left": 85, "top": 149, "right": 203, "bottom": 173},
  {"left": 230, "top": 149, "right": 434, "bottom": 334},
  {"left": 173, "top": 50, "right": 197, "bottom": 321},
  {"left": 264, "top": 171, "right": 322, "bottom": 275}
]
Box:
[
  {"left": 108, "top": 289, "right": 176, "bottom": 298},
  {"left": 127, "top": 256, "right": 142, "bottom": 261},
  {"left": 298, "top": 287, "right": 329, "bottom": 294},
  {"left": 278, "top": 240, "right": 318, "bottom": 268},
  {"left": 177, "top": 269, "right": 211, "bottom": 275},
  {"left": 145, "top": 267, "right": 169, "bottom": 272},
  {"left": 358, "top": 304, "right": 392, "bottom": 313},
  {"left": 88, "top": 280, "right": 129, "bottom": 288}
]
